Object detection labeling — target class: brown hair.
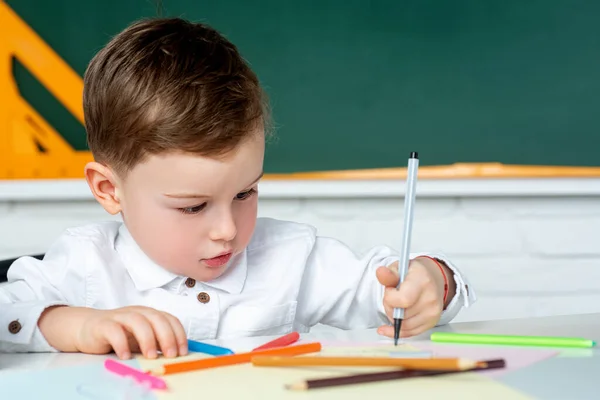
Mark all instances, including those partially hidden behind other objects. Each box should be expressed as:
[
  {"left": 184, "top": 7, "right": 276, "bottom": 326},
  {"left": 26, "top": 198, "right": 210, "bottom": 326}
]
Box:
[{"left": 83, "top": 17, "right": 269, "bottom": 176}]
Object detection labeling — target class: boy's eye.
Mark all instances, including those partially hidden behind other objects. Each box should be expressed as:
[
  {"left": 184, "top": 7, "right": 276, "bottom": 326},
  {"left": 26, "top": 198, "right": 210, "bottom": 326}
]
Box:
[
  {"left": 235, "top": 188, "right": 257, "bottom": 200},
  {"left": 178, "top": 203, "right": 207, "bottom": 214}
]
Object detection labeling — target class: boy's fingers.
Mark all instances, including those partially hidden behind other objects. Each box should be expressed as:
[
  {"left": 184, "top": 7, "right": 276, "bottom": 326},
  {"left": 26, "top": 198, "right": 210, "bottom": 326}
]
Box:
[
  {"left": 115, "top": 313, "right": 158, "bottom": 359},
  {"left": 382, "top": 289, "right": 421, "bottom": 324},
  {"left": 377, "top": 324, "right": 394, "bottom": 338},
  {"left": 377, "top": 259, "right": 421, "bottom": 288},
  {"left": 125, "top": 332, "right": 141, "bottom": 354},
  {"left": 377, "top": 324, "right": 419, "bottom": 339},
  {"left": 383, "top": 279, "right": 422, "bottom": 309},
  {"left": 376, "top": 320, "right": 430, "bottom": 339},
  {"left": 144, "top": 313, "right": 179, "bottom": 358},
  {"left": 376, "top": 266, "right": 399, "bottom": 287},
  {"left": 401, "top": 324, "right": 433, "bottom": 339},
  {"left": 399, "top": 311, "right": 434, "bottom": 334},
  {"left": 101, "top": 321, "right": 132, "bottom": 359},
  {"left": 163, "top": 313, "right": 189, "bottom": 356}
]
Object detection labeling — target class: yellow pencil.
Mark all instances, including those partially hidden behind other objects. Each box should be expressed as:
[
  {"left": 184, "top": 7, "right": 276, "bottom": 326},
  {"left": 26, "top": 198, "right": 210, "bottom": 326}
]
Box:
[{"left": 251, "top": 356, "right": 484, "bottom": 371}]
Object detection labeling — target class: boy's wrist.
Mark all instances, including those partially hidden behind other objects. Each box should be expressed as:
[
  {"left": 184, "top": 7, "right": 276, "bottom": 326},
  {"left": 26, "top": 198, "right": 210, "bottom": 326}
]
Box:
[
  {"left": 414, "top": 256, "right": 456, "bottom": 309},
  {"left": 37, "top": 304, "right": 67, "bottom": 330},
  {"left": 436, "top": 260, "right": 458, "bottom": 309},
  {"left": 37, "top": 305, "right": 70, "bottom": 351},
  {"left": 38, "top": 305, "right": 89, "bottom": 352}
]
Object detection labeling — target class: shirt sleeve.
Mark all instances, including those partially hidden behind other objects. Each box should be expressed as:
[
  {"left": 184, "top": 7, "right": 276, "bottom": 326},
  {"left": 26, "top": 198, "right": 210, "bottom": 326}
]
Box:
[
  {"left": 0, "top": 231, "right": 88, "bottom": 352},
  {"left": 294, "top": 237, "right": 476, "bottom": 330}
]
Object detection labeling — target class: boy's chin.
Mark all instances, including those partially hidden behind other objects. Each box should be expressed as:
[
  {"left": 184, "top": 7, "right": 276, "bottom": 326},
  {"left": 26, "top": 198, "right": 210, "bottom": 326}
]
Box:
[{"left": 193, "top": 265, "right": 227, "bottom": 281}]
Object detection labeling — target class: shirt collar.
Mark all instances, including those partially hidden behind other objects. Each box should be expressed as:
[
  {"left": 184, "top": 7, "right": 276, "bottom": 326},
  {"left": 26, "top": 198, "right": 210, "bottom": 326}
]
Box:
[
  {"left": 115, "top": 223, "right": 247, "bottom": 294},
  {"left": 115, "top": 224, "right": 180, "bottom": 291}
]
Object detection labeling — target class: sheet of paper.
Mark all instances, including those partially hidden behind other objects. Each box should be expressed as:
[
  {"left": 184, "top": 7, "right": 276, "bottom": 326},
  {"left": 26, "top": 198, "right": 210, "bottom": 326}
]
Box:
[
  {"left": 0, "top": 358, "right": 156, "bottom": 400},
  {"left": 409, "top": 340, "right": 558, "bottom": 378},
  {"left": 0, "top": 341, "right": 551, "bottom": 399},
  {"left": 138, "top": 346, "right": 534, "bottom": 400}
]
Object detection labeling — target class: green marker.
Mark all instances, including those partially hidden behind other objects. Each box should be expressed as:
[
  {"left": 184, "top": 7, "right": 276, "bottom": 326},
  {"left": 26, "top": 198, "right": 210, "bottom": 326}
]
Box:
[{"left": 431, "top": 332, "right": 596, "bottom": 348}]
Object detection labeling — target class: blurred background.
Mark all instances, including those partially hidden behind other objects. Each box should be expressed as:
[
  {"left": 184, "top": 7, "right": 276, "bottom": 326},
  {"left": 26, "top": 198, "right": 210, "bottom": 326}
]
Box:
[{"left": 1, "top": 0, "right": 600, "bottom": 324}]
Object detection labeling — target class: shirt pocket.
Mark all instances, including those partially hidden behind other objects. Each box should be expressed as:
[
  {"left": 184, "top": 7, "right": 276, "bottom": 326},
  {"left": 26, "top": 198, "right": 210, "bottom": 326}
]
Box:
[{"left": 218, "top": 301, "right": 297, "bottom": 338}]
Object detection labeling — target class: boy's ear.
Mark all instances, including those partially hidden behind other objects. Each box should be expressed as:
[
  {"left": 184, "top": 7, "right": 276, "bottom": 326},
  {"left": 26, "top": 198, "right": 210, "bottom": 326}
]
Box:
[{"left": 84, "top": 162, "right": 122, "bottom": 215}]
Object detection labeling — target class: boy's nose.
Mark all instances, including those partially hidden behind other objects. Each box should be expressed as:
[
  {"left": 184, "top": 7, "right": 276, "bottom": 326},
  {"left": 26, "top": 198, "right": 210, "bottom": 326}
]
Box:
[{"left": 209, "top": 213, "right": 237, "bottom": 242}]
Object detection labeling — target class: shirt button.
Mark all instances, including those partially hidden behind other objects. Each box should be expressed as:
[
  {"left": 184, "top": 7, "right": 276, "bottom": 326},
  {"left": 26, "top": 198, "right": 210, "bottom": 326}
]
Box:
[
  {"left": 185, "top": 278, "right": 196, "bottom": 288},
  {"left": 197, "top": 292, "right": 210, "bottom": 304},
  {"left": 8, "top": 320, "right": 22, "bottom": 334}
]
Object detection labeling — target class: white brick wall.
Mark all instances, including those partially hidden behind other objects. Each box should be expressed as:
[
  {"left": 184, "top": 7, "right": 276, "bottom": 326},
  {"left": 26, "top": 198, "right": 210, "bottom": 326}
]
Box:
[
  {"left": 0, "top": 201, "right": 120, "bottom": 259},
  {"left": 2, "top": 179, "right": 600, "bottom": 324}
]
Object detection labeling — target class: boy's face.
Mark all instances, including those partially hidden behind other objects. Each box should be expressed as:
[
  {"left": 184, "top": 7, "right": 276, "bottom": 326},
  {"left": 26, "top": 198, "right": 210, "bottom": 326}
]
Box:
[{"left": 116, "top": 133, "right": 264, "bottom": 282}]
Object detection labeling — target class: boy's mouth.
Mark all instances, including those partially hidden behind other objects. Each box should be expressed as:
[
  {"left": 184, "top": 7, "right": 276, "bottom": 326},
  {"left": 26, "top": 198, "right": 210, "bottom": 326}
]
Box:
[{"left": 202, "top": 252, "right": 232, "bottom": 268}]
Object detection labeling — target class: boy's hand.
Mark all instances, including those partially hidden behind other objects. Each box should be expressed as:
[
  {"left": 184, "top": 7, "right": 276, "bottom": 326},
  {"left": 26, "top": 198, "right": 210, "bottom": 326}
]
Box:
[
  {"left": 375, "top": 257, "right": 451, "bottom": 338},
  {"left": 39, "top": 305, "right": 188, "bottom": 360}
]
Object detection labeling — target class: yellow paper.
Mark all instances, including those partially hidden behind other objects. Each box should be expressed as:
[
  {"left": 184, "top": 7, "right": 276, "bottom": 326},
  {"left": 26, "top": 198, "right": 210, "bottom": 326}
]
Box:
[{"left": 138, "top": 345, "right": 533, "bottom": 399}]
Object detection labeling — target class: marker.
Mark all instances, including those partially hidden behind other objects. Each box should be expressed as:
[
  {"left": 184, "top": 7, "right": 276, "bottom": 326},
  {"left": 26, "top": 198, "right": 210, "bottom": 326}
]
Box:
[
  {"left": 104, "top": 359, "right": 167, "bottom": 390},
  {"left": 151, "top": 342, "right": 322, "bottom": 376},
  {"left": 252, "top": 332, "right": 300, "bottom": 351},
  {"left": 187, "top": 339, "right": 234, "bottom": 356},
  {"left": 431, "top": 332, "right": 596, "bottom": 348},
  {"left": 393, "top": 151, "right": 419, "bottom": 346}
]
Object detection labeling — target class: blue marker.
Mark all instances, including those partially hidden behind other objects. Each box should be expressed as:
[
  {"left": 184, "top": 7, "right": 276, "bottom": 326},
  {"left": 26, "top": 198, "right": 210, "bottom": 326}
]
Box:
[{"left": 187, "top": 339, "right": 234, "bottom": 356}]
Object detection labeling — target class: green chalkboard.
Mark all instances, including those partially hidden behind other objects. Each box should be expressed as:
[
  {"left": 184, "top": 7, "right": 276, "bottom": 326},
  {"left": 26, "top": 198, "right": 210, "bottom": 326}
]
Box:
[{"left": 7, "top": 0, "right": 600, "bottom": 172}]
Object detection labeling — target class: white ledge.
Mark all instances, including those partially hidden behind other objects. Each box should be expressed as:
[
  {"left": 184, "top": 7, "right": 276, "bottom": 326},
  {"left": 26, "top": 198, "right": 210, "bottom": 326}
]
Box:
[
  {"left": 260, "top": 178, "right": 600, "bottom": 198},
  {"left": 1, "top": 178, "right": 600, "bottom": 201}
]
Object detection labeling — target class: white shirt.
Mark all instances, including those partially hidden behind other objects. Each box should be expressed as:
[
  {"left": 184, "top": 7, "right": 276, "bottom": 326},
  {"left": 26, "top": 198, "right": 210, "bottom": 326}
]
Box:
[{"left": 0, "top": 218, "right": 476, "bottom": 352}]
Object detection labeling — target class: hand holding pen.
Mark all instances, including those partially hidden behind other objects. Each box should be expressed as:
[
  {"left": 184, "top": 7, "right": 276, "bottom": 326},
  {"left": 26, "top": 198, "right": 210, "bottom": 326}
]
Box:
[{"left": 374, "top": 152, "right": 454, "bottom": 342}]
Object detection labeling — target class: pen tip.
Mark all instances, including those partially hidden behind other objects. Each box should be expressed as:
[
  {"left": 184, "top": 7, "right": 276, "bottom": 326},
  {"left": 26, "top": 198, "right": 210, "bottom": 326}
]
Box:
[
  {"left": 393, "top": 318, "right": 402, "bottom": 346},
  {"left": 410, "top": 151, "right": 418, "bottom": 159}
]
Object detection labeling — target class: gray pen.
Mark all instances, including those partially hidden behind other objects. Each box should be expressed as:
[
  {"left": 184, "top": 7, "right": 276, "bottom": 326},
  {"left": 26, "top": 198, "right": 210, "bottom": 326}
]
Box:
[{"left": 393, "top": 151, "right": 419, "bottom": 345}]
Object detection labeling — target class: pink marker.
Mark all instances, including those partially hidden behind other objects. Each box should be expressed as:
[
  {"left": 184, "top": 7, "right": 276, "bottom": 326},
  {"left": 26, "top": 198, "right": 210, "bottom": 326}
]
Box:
[
  {"left": 252, "top": 332, "right": 300, "bottom": 351},
  {"left": 104, "top": 358, "right": 168, "bottom": 390}
]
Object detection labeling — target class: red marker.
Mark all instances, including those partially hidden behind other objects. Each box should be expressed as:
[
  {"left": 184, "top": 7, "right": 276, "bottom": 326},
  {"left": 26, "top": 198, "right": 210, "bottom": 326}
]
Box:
[{"left": 252, "top": 332, "right": 300, "bottom": 351}]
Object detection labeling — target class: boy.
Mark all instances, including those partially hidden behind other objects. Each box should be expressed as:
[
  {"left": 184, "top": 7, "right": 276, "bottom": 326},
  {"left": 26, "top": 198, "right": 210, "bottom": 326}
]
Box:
[{"left": 0, "top": 17, "right": 476, "bottom": 360}]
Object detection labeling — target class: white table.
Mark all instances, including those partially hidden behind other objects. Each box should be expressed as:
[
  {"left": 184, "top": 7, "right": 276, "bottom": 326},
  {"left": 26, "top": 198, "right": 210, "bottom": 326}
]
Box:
[{"left": 2, "top": 313, "right": 600, "bottom": 399}]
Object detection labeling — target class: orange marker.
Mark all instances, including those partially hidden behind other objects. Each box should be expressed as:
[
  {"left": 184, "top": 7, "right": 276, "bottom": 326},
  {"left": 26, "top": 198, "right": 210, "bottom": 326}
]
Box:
[
  {"left": 151, "top": 342, "right": 321, "bottom": 376},
  {"left": 252, "top": 332, "right": 300, "bottom": 351}
]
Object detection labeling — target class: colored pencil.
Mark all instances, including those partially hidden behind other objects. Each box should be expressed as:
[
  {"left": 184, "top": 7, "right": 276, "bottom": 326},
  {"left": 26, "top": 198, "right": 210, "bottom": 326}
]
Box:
[
  {"left": 251, "top": 356, "right": 483, "bottom": 370},
  {"left": 285, "top": 359, "right": 506, "bottom": 391},
  {"left": 150, "top": 342, "right": 321, "bottom": 376},
  {"left": 252, "top": 332, "right": 300, "bottom": 351}
]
